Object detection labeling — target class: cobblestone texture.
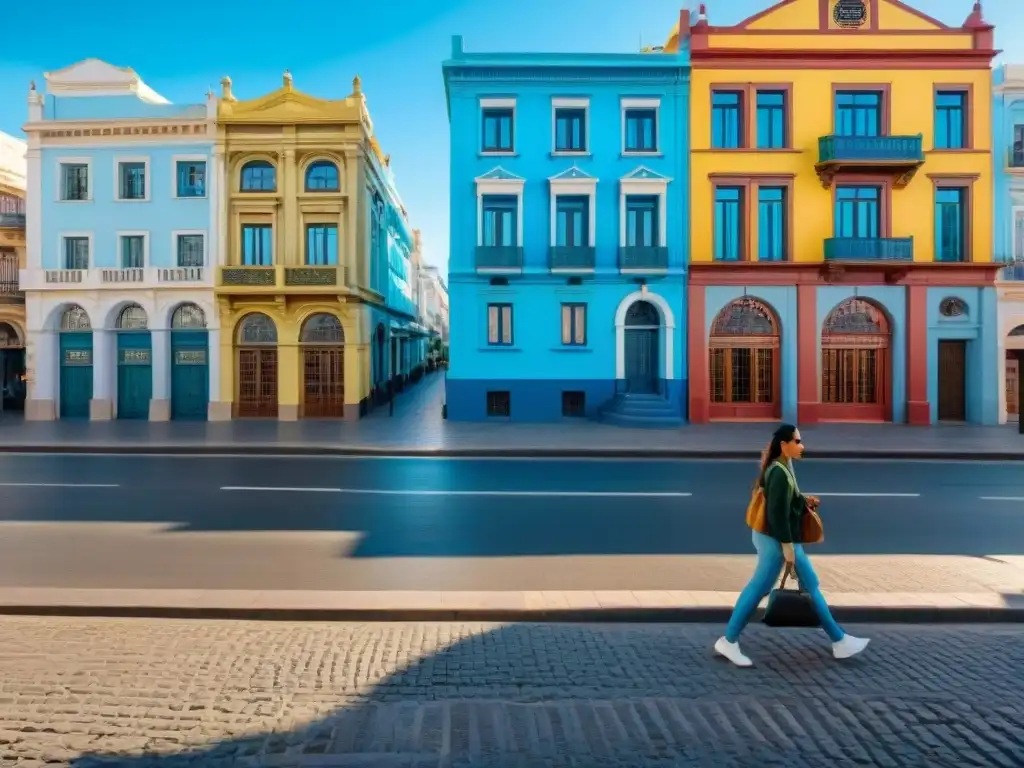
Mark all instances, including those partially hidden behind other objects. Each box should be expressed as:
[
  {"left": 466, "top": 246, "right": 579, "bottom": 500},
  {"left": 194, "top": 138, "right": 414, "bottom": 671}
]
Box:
[{"left": 0, "top": 618, "right": 1022, "bottom": 767}]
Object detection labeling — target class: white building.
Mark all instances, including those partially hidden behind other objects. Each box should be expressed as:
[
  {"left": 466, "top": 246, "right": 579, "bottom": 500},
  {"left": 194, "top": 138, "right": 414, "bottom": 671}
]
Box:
[{"left": 21, "top": 59, "right": 219, "bottom": 421}]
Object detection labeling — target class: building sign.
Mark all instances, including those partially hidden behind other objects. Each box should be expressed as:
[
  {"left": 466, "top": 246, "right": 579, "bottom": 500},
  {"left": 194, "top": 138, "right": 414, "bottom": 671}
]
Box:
[
  {"left": 64, "top": 349, "right": 92, "bottom": 365},
  {"left": 175, "top": 349, "right": 207, "bottom": 365},
  {"left": 120, "top": 349, "right": 151, "bottom": 365},
  {"left": 833, "top": 0, "right": 868, "bottom": 28}
]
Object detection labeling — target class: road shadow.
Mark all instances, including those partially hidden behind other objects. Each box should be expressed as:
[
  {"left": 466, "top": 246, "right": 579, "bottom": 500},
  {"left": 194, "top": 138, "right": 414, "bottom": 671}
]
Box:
[{"left": 58, "top": 621, "right": 1022, "bottom": 768}]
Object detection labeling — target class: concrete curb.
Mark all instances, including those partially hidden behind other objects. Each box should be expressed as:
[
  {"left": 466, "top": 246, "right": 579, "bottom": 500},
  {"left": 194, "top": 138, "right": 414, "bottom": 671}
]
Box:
[{"left": 0, "top": 443, "right": 1021, "bottom": 461}]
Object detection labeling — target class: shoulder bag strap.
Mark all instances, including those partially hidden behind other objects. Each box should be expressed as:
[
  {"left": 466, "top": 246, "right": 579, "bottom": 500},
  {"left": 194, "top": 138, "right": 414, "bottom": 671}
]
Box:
[{"left": 771, "top": 461, "right": 801, "bottom": 495}]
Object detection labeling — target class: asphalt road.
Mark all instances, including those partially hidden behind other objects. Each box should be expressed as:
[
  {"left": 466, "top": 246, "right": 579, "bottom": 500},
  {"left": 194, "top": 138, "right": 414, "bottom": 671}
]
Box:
[{"left": 0, "top": 454, "right": 1022, "bottom": 591}]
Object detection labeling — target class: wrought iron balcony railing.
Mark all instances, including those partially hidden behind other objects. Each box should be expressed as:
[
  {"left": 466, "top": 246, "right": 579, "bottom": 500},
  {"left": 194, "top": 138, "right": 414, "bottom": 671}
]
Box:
[
  {"left": 824, "top": 237, "right": 914, "bottom": 261},
  {"left": 818, "top": 135, "right": 924, "bottom": 164}
]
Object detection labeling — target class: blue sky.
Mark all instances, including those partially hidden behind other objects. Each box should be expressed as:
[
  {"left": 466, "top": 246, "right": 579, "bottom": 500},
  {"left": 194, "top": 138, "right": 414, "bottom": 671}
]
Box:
[{"left": 0, "top": 0, "right": 1016, "bottom": 275}]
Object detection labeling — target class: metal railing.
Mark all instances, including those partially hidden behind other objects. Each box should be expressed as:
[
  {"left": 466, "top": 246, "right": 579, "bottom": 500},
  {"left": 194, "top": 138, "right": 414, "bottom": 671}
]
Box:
[
  {"left": 818, "top": 134, "right": 923, "bottom": 164},
  {"left": 824, "top": 237, "right": 914, "bottom": 261}
]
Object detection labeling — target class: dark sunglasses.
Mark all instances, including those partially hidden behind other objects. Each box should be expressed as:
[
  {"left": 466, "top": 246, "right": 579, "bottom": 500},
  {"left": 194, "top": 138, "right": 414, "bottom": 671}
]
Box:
[{"left": 792, "top": 438, "right": 802, "bottom": 444}]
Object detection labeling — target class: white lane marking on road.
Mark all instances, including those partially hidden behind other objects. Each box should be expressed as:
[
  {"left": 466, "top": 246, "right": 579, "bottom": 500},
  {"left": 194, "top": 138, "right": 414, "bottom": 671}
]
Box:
[
  {"left": 0, "top": 482, "right": 120, "bottom": 488},
  {"left": 220, "top": 486, "right": 692, "bottom": 497},
  {"left": 807, "top": 492, "right": 920, "bottom": 497},
  {"left": 979, "top": 496, "right": 1024, "bottom": 501}
]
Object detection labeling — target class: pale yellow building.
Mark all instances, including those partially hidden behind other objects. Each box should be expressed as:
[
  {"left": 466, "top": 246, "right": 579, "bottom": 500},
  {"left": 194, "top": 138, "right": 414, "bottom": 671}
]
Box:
[{"left": 0, "top": 130, "right": 26, "bottom": 411}]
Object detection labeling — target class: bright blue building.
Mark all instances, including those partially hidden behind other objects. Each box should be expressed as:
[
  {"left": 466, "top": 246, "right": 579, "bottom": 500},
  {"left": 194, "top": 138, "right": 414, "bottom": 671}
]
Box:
[{"left": 441, "top": 35, "right": 690, "bottom": 423}]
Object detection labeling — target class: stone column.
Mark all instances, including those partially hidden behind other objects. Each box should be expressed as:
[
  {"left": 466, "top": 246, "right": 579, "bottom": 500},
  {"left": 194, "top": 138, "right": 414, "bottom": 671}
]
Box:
[
  {"left": 89, "top": 329, "right": 114, "bottom": 420},
  {"left": 25, "top": 326, "right": 56, "bottom": 420},
  {"left": 796, "top": 284, "right": 819, "bottom": 424},
  {"left": 905, "top": 284, "right": 930, "bottom": 425},
  {"left": 148, "top": 328, "right": 171, "bottom": 421},
  {"left": 207, "top": 326, "right": 230, "bottom": 421}
]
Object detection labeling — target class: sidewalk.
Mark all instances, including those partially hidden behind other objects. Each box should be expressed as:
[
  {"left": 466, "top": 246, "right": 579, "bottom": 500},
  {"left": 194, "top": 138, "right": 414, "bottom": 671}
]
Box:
[{"left": 1, "top": 371, "right": 1022, "bottom": 459}]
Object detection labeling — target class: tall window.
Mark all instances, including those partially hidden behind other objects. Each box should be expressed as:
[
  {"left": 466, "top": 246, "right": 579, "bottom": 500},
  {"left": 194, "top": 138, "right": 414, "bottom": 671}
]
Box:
[
  {"left": 1013, "top": 125, "right": 1024, "bottom": 167},
  {"left": 561, "top": 303, "right": 586, "bottom": 346},
  {"left": 711, "top": 91, "right": 743, "bottom": 149},
  {"left": 481, "top": 195, "right": 518, "bottom": 247},
  {"left": 624, "top": 108, "right": 657, "bottom": 152},
  {"left": 709, "top": 298, "right": 779, "bottom": 413},
  {"left": 118, "top": 162, "right": 146, "bottom": 200},
  {"left": 481, "top": 108, "right": 514, "bottom": 152},
  {"left": 176, "top": 161, "right": 206, "bottom": 197},
  {"left": 625, "top": 195, "right": 659, "bottom": 247},
  {"left": 487, "top": 303, "right": 513, "bottom": 346},
  {"left": 241, "top": 224, "right": 273, "bottom": 265},
  {"left": 60, "top": 163, "right": 89, "bottom": 201},
  {"left": 834, "top": 186, "right": 880, "bottom": 238},
  {"left": 305, "top": 161, "right": 339, "bottom": 191},
  {"left": 834, "top": 91, "right": 882, "bottom": 137},
  {"left": 555, "top": 195, "right": 589, "bottom": 247},
  {"left": 714, "top": 186, "right": 743, "bottom": 261},
  {"left": 934, "top": 91, "right": 967, "bottom": 150},
  {"left": 935, "top": 187, "right": 967, "bottom": 262},
  {"left": 554, "top": 108, "right": 586, "bottom": 152},
  {"left": 177, "top": 234, "right": 204, "bottom": 267},
  {"left": 63, "top": 237, "right": 89, "bottom": 269},
  {"left": 756, "top": 91, "right": 786, "bottom": 149},
  {"left": 306, "top": 224, "right": 339, "bottom": 265},
  {"left": 240, "top": 161, "right": 276, "bottom": 192},
  {"left": 757, "top": 187, "right": 786, "bottom": 261},
  {"left": 120, "top": 235, "right": 145, "bottom": 268}
]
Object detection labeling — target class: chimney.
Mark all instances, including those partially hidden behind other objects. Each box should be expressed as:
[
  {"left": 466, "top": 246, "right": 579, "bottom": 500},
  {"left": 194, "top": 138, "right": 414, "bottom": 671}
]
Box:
[{"left": 27, "top": 80, "right": 43, "bottom": 122}]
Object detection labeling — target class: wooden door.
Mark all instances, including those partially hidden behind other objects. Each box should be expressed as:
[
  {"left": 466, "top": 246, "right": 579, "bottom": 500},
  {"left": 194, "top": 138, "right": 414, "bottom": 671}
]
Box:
[
  {"left": 302, "top": 347, "right": 344, "bottom": 418},
  {"left": 937, "top": 340, "right": 966, "bottom": 422},
  {"left": 236, "top": 348, "right": 278, "bottom": 418},
  {"left": 624, "top": 328, "right": 658, "bottom": 394},
  {"left": 1007, "top": 357, "right": 1019, "bottom": 421}
]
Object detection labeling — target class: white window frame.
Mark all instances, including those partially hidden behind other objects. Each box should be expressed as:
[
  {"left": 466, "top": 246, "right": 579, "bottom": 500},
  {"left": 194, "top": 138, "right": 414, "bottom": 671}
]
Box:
[
  {"left": 619, "top": 169, "right": 671, "bottom": 251},
  {"left": 621, "top": 97, "right": 662, "bottom": 156},
  {"left": 479, "top": 97, "right": 517, "bottom": 156},
  {"left": 55, "top": 157, "right": 93, "bottom": 203},
  {"left": 171, "top": 155, "right": 209, "bottom": 199},
  {"left": 58, "top": 231, "right": 93, "bottom": 270},
  {"left": 113, "top": 155, "right": 151, "bottom": 202},
  {"left": 551, "top": 97, "right": 591, "bottom": 156},
  {"left": 115, "top": 230, "right": 150, "bottom": 269},
  {"left": 548, "top": 172, "right": 598, "bottom": 254},
  {"left": 171, "top": 229, "right": 208, "bottom": 268},
  {"left": 475, "top": 170, "right": 525, "bottom": 249}
]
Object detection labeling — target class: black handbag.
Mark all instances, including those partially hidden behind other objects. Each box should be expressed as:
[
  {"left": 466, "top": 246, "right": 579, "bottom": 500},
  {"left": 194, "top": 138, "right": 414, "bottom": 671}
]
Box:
[{"left": 762, "top": 564, "right": 820, "bottom": 628}]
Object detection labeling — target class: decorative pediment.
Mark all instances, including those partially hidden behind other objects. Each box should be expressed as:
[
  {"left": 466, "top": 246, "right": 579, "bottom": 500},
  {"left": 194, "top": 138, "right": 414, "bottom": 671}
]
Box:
[
  {"left": 620, "top": 165, "right": 671, "bottom": 182},
  {"left": 475, "top": 166, "right": 524, "bottom": 182},
  {"left": 44, "top": 58, "right": 168, "bottom": 103},
  {"left": 737, "top": 0, "right": 948, "bottom": 33},
  {"left": 548, "top": 165, "right": 596, "bottom": 182},
  {"left": 219, "top": 81, "right": 364, "bottom": 125}
]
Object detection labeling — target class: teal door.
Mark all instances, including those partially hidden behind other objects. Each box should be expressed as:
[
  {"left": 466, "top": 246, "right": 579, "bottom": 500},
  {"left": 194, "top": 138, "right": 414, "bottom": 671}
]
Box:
[
  {"left": 59, "top": 333, "right": 93, "bottom": 419},
  {"left": 624, "top": 328, "right": 659, "bottom": 394},
  {"left": 117, "top": 332, "right": 152, "bottom": 420},
  {"left": 171, "top": 330, "right": 209, "bottom": 420}
]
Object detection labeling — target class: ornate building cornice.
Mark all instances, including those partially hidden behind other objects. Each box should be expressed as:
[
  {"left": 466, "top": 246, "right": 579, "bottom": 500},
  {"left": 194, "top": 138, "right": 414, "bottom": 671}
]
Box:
[{"left": 445, "top": 66, "right": 686, "bottom": 85}]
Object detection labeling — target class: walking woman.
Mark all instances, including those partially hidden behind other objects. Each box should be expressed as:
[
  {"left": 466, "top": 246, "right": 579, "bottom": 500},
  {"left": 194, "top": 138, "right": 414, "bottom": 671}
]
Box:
[{"left": 714, "top": 424, "right": 870, "bottom": 667}]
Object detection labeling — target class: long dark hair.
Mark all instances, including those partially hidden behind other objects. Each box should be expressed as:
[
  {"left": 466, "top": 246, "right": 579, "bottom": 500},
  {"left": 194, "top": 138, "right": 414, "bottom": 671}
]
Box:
[{"left": 758, "top": 423, "right": 798, "bottom": 487}]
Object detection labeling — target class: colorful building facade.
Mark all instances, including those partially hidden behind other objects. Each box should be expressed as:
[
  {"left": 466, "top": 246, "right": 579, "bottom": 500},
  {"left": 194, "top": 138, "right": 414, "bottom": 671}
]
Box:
[
  {"left": 21, "top": 59, "right": 217, "bottom": 421},
  {"left": 213, "top": 72, "right": 425, "bottom": 420},
  {"left": 672, "top": 0, "right": 1000, "bottom": 426},
  {"left": 994, "top": 63, "right": 1024, "bottom": 423},
  {"left": 0, "top": 131, "right": 26, "bottom": 412},
  {"left": 442, "top": 34, "right": 690, "bottom": 423}
]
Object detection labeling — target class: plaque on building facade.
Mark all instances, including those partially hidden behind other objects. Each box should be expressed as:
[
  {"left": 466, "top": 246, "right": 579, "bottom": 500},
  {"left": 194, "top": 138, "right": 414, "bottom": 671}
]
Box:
[{"left": 833, "top": 0, "right": 867, "bottom": 28}]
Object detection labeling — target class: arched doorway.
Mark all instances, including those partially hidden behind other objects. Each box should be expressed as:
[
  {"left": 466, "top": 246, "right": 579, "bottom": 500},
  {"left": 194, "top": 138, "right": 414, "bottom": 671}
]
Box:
[
  {"left": 820, "top": 297, "right": 890, "bottom": 421},
  {"left": 115, "top": 303, "right": 152, "bottom": 420},
  {"left": 58, "top": 305, "right": 93, "bottom": 419},
  {"left": 300, "top": 313, "right": 345, "bottom": 418},
  {"left": 235, "top": 313, "right": 278, "bottom": 418},
  {"left": 170, "top": 303, "right": 209, "bottom": 421},
  {"left": 624, "top": 301, "right": 660, "bottom": 394},
  {"left": 1007, "top": 324, "right": 1024, "bottom": 422},
  {"left": 0, "top": 321, "right": 25, "bottom": 412},
  {"left": 708, "top": 297, "right": 780, "bottom": 420}
]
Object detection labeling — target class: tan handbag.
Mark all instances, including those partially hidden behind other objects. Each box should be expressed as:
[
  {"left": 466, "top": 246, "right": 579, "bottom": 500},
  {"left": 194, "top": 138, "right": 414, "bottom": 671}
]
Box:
[
  {"left": 748, "top": 462, "right": 825, "bottom": 544},
  {"left": 745, "top": 480, "right": 770, "bottom": 534}
]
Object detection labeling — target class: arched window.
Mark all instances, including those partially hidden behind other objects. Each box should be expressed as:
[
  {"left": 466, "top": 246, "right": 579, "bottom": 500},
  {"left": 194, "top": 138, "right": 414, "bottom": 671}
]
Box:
[
  {"left": 1011, "top": 324, "right": 1024, "bottom": 338},
  {"left": 237, "top": 313, "right": 278, "bottom": 344},
  {"left": 939, "top": 297, "right": 968, "bottom": 318},
  {"left": 0, "top": 322, "right": 19, "bottom": 347},
  {"left": 305, "top": 161, "right": 339, "bottom": 192},
  {"left": 821, "top": 298, "right": 890, "bottom": 416},
  {"left": 300, "top": 313, "right": 344, "bottom": 343},
  {"left": 116, "top": 303, "right": 148, "bottom": 330},
  {"left": 240, "top": 160, "right": 276, "bottom": 192},
  {"left": 171, "top": 303, "right": 207, "bottom": 329},
  {"left": 60, "top": 305, "right": 91, "bottom": 331},
  {"left": 709, "top": 297, "right": 779, "bottom": 414},
  {"left": 624, "top": 301, "right": 660, "bottom": 327}
]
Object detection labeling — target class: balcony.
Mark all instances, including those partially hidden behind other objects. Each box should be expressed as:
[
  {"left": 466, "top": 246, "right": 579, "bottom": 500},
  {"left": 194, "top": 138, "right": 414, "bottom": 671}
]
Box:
[
  {"left": 824, "top": 237, "right": 914, "bottom": 262},
  {"left": 816, "top": 135, "right": 924, "bottom": 188},
  {"left": 158, "top": 267, "right": 204, "bottom": 283},
  {"left": 618, "top": 245, "right": 668, "bottom": 273},
  {"left": 549, "top": 245, "right": 595, "bottom": 273},
  {"left": 0, "top": 214, "right": 25, "bottom": 228},
  {"left": 216, "top": 265, "right": 347, "bottom": 292},
  {"left": 101, "top": 268, "right": 145, "bottom": 284},
  {"left": 475, "top": 246, "right": 523, "bottom": 273},
  {"left": 0, "top": 253, "right": 20, "bottom": 301},
  {"left": 1000, "top": 258, "right": 1024, "bottom": 281},
  {"left": 284, "top": 266, "right": 342, "bottom": 287},
  {"left": 218, "top": 266, "right": 276, "bottom": 287},
  {"left": 44, "top": 269, "right": 86, "bottom": 285},
  {"left": 1008, "top": 150, "right": 1024, "bottom": 170}
]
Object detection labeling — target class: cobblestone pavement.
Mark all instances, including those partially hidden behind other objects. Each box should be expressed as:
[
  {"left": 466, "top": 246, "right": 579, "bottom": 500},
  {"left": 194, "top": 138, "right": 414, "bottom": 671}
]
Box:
[{"left": 1, "top": 618, "right": 1023, "bottom": 767}]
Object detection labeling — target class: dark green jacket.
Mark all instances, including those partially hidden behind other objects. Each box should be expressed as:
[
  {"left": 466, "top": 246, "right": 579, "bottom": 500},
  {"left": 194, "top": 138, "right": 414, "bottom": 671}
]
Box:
[{"left": 763, "top": 461, "right": 805, "bottom": 544}]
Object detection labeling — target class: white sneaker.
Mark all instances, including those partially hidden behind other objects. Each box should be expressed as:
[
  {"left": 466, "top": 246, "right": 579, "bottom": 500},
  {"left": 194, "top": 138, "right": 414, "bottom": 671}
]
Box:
[
  {"left": 714, "top": 636, "right": 753, "bottom": 667},
  {"left": 832, "top": 634, "right": 870, "bottom": 660}
]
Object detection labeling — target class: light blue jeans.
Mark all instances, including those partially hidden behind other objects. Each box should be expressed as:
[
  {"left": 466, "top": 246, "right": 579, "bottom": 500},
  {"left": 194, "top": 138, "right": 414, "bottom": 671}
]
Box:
[{"left": 725, "top": 530, "right": 845, "bottom": 643}]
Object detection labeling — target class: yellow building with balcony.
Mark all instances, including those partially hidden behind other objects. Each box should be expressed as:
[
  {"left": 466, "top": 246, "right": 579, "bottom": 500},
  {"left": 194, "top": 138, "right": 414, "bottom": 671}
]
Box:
[
  {"left": 670, "top": 0, "right": 1001, "bottom": 426},
  {"left": 0, "top": 132, "right": 27, "bottom": 412},
  {"left": 213, "top": 72, "right": 414, "bottom": 420}
]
